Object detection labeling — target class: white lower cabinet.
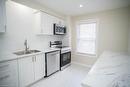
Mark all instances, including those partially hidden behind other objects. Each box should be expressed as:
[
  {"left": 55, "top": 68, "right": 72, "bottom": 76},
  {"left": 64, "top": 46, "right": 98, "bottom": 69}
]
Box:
[
  {"left": 0, "top": 60, "right": 18, "bottom": 87},
  {"left": 0, "top": 53, "right": 45, "bottom": 87},
  {"left": 34, "top": 54, "right": 45, "bottom": 81},
  {"left": 18, "top": 53, "right": 45, "bottom": 87},
  {"left": 18, "top": 56, "right": 35, "bottom": 87}
]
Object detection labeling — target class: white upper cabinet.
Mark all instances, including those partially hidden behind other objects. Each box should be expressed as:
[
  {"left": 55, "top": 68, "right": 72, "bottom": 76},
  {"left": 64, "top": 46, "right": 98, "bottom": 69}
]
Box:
[
  {"left": 53, "top": 16, "right": 65, "bottom": 25},
  {"left": 41, "top": 12, "right": 54, "bottom": 35},
  {"left": 35, "top": 11, "right": 65, "bottom": 35},
  {"left": 0, "top": 0, "right": 6, "bottom": 33}
]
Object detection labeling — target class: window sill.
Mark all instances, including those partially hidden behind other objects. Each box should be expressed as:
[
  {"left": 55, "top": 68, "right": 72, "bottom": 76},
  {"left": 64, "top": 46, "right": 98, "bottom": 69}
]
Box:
[{"left": 75, "top": 52, "right": 97, "bottom": 58}]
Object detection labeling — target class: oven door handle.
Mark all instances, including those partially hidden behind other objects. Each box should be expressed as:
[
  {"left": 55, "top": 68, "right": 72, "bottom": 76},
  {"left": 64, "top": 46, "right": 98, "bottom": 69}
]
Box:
[{"left": 61, "top": 51, "right": 71, "bottom": 54}]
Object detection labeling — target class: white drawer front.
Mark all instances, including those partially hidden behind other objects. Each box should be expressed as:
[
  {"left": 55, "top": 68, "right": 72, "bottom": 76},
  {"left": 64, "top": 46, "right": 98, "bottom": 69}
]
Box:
[{"left": 0, "top": 60, "right": 18, "bottom": 87}]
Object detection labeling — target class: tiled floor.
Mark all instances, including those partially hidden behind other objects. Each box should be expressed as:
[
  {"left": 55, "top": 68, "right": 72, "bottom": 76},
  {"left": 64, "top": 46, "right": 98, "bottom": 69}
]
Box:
[{"left": 30, "top": 64, "right": 90, "bottom": 87}]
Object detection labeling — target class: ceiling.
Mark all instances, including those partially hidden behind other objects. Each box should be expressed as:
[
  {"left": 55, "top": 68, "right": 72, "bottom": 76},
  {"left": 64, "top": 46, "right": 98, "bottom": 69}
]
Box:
[{"left": 31, "top": 0, "right": 130, "bottom": 16}]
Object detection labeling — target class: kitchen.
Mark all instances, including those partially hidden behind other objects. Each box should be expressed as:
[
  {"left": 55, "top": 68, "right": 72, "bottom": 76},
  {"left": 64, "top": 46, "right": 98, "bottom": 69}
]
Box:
[
  {"left": 0, "top": 0, "right": 71, "bottom": 87},
  {"left": 0, "top": 0, "right": 130, "bottom": 87}
]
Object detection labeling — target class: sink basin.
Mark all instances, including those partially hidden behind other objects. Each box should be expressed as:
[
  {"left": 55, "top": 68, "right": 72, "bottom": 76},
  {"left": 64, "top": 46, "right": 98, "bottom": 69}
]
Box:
[{"left": 14, "top": 50, "right": 41, "bottom": 55}]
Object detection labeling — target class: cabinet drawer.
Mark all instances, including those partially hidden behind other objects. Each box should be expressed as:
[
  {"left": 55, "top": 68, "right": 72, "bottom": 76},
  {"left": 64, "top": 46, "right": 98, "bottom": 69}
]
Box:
[
  {"left": 0, "top": 69, "right": 10, "bottom": 81},
  {"left": 0, "top": 73, "right": 11, "bottom": 87},
  {"left": 0, "top": 60, "right": 18, "bottom": 87},
  {"left": 0, "top": 62, "right": 10, "bottom": 75}
]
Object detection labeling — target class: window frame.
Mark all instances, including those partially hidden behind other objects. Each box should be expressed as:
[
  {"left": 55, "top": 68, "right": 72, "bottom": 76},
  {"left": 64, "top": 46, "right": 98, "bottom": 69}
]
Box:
[{"left": 76, "top": 19, "right": 99, "bottom": 57}]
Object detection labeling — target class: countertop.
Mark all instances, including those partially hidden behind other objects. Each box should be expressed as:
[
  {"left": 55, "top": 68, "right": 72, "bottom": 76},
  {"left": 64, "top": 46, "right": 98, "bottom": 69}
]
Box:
[
  {"left": 81, "top": 51, "right": 130, "bottom": 87},
  {"left": 0, "top": 48, "right": 60, "bottom": 63}
]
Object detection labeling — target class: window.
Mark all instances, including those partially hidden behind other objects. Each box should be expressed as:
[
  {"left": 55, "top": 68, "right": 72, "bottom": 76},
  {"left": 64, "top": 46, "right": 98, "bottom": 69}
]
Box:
[{"left": 76, "top": 20, "right": 97, "bottom": 55}]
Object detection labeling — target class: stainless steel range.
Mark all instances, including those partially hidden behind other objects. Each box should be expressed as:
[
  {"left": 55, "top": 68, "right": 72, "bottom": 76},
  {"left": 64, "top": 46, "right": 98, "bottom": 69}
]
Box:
[{"left": 50, "top": 41, "right": 71, "bottom": 70}]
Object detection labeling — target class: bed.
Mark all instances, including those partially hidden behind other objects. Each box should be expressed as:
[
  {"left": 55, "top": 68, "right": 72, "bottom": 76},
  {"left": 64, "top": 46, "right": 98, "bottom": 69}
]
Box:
[{"left": 81, "top": 51, "right": 130, "bottom": 87}]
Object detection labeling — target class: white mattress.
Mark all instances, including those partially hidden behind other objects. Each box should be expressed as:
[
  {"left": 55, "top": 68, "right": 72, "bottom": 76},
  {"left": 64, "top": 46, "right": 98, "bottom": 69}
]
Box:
[{"left": 81, "top": 51, "right": 130, "bottom": 87}]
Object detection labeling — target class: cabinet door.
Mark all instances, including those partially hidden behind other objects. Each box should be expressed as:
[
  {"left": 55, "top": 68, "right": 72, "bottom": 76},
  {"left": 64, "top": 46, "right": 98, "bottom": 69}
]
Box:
[
  {"left": 18, "top": 57, "right": 35, "bottom": 87},
  {"left": 53, "top": 16, "right": 59, "bottom": 24},
  {"left": 49, "top": 15, "right": 55, "bottom": 35},
  {"left": 46, "top": 14, "right": 53, "bottom": 35},
  {"left": 41, "top": 12, "right": 53, "bottom": 35},
  {"left": 60, "top": 19, "right": 65, "bottom": 25},
  {"left": 41, "top": 12, "right": 47, "bottom": 34},
  {"left": 0, "top": 60, "right": 18, "bottom": 87},
  {"left": 34, "top": 54, "right": 45, "bottom": 81},
  {"left": 34, "top": 12, "right": 42, "bottom": 34},
  {"left": 0, "top": 0, "right": 6, "bottom": 33},
  {"left": 58, "top": 18, "right": 65, "bottom": 25}
]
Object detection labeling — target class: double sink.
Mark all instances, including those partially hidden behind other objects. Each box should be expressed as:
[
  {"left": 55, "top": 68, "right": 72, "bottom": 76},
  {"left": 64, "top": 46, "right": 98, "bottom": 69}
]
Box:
[{"left": 14, "top": 50, "right": 41, "bottom": 56}]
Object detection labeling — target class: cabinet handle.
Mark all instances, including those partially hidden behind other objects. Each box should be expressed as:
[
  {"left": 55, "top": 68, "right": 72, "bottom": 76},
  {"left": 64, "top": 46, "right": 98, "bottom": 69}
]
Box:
[{"left": 48, "top": 52, "right": 59, "bottom": 55}]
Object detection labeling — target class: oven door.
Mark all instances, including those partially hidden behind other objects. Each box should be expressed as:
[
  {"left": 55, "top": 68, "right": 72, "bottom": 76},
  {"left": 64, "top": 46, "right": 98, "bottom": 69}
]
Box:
[{"left": 60, "top": 51, "right": 71, "bottom": 67}]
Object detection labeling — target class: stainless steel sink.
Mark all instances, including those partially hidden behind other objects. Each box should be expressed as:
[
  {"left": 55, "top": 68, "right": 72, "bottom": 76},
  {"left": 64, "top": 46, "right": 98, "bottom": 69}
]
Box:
[{"left": 14, "top": 50, "right": 41, "bottom": 55}]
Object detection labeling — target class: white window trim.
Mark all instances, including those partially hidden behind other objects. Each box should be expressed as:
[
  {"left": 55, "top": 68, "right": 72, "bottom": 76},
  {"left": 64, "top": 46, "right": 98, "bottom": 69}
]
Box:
[{"left": 75, "top": 19, "right": 99, "bottom": 57}]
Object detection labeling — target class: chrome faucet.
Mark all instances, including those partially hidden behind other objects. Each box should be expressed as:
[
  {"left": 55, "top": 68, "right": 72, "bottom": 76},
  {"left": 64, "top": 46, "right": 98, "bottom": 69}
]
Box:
[{"left": 24, "top": 39, "right": 29, "bottom": 52}]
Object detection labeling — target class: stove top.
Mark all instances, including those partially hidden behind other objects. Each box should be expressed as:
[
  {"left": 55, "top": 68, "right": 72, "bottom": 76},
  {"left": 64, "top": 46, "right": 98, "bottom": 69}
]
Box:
[{"left": 55, "top": 46, "right": 69, "bottom": 48}]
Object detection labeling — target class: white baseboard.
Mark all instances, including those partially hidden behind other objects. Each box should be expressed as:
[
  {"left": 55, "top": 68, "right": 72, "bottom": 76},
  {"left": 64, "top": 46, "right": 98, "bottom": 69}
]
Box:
[{"left": 71, "top": 62, "right": 93, "bottom": 68}]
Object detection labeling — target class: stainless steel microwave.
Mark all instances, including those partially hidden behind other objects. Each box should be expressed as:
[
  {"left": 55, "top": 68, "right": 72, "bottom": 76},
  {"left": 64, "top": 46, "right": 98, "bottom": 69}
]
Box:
[{"left": 53, "top": 23, "right": 66, "bottom": 35}]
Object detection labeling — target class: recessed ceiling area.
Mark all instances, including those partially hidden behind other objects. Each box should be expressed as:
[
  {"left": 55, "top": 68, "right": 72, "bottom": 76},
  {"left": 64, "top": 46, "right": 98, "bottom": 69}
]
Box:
[{"left": 31, "top": 0, "right": 130, "bottom": 16}]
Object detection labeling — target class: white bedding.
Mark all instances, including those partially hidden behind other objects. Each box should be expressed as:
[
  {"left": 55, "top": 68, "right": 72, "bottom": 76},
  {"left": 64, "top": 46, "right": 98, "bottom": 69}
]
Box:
[{"left": 81, "top": 51, "right": 130, "bottom": 87}]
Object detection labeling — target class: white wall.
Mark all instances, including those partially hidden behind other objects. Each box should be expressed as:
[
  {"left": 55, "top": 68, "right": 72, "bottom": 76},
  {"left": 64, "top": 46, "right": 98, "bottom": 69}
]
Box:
[
  {"left": 128, "top": 7, "right": 130, "bottom": 55},
  {"left": 62, "top": 16, "right": 72, "bottom": 46},
  {"left": 11, "top": 0, "right": 71, "bottom": 47},
  {"left": 71, "top": 7, "right": 130, "bottom": 66},
  {"left": 129, "top": 12, "right": 130, "bottom": 54},
  {"left": 129, "top": 29, "right": 130, "bottom": 54},
  {"left": 0, "top": 1, "right": 64, "bottom": 54}
]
